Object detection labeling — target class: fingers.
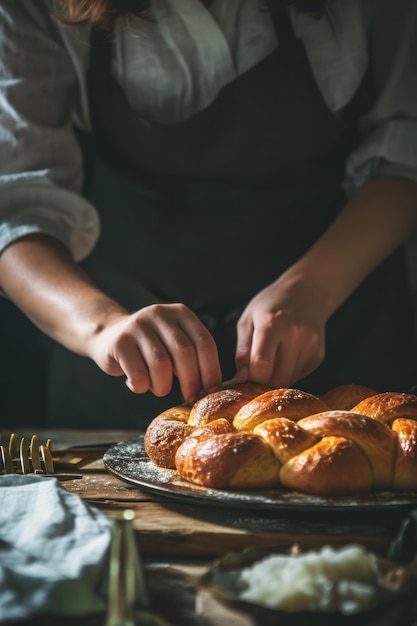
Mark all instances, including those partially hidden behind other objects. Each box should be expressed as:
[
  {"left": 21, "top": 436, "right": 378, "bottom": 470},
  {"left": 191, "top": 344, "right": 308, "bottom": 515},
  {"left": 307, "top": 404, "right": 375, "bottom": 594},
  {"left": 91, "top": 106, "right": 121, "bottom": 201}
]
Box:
[
  {"left": 249, "top": 318, "right": 297, "bottom": 388},
  {"left": 137, "top": 307, "right": 220, "bottom": 402},
  {"left": 99, "top": 304, "right": 222, "bottom": 403},
  {"left": 96, "top": 298, "right": 325, "bottom": 406},
  {"left": 236, "top": 313, "right": 325, "bottom": 389},
  {"left": 118, "top": 330, "right": 170, "bottom": 396},
  {"left": 236, "top": 313, "right": 289, "bottom": 385},
  {"left": 234, "top": 318, "right": 253, "bottom": 382},
  {"left": 173, "top": 313, "right": 221, "bottom": 402},
  {"left": 268, "top": 339, "right": 324, "bottom": 389}
]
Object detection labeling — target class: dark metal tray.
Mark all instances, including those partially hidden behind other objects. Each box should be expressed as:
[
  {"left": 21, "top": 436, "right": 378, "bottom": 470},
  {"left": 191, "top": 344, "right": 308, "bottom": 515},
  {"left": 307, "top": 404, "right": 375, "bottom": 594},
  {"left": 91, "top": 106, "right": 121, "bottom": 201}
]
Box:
[{"left": 103, "top": 436, "right": 417, "bottom": 512}]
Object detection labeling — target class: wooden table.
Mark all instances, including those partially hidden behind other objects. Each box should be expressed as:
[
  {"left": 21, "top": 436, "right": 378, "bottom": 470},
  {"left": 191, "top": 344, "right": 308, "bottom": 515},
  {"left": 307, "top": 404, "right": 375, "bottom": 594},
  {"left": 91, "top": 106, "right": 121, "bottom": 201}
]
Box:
[{"left": 3, "top": 429, "right": 415, "bottom": 626}]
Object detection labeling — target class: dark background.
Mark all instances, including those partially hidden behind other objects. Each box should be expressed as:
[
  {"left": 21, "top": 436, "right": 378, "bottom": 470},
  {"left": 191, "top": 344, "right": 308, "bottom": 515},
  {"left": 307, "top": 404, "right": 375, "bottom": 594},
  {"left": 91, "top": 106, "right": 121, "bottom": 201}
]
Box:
[{"left": 0, "top": 297, "right": 50, "bottom": 428}]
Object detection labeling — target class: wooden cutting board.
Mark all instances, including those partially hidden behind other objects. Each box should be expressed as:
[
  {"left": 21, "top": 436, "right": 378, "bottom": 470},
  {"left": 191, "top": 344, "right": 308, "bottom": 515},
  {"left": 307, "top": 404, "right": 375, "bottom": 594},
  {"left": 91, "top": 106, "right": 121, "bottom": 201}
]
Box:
[{"left": 35, "top": 428, "right": 411, "bottom": 560}]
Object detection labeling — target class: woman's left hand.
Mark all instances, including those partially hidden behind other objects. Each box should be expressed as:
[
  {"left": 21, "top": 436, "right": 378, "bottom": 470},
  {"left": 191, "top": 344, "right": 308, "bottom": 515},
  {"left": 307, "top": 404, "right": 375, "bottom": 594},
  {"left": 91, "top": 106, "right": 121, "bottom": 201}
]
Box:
[
  {"left": 235, "top": 177, "right": 417, "bottom": 389},
  {"left": 234, "top": 267, "right": 328, "bottom": 389}
]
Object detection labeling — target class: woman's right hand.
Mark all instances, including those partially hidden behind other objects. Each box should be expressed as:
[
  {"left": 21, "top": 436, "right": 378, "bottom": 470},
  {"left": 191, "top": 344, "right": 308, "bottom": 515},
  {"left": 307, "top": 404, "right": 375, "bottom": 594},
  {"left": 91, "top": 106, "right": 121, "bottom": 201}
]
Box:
[
  {"left": 0, "top": 235, "right": 222, "bottom": 405},
  {"left": 88, "top": 303, "right": 222, "bottom": 404}
]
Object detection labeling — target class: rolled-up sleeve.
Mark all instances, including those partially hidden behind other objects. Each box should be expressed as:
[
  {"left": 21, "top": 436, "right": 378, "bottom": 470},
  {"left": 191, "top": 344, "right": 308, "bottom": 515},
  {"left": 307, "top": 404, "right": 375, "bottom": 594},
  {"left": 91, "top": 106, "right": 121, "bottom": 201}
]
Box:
[
  {"left": 345, "top": 0, "right": 417, "bottom": 192},
  {"left": 0, "top": 0, "right": 99, "bottom": 261}
]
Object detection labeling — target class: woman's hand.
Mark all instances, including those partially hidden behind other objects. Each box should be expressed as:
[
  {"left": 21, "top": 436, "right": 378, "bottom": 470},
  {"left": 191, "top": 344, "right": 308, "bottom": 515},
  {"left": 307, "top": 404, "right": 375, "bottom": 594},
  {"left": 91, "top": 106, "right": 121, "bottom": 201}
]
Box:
[
  {"left": 235, "top": 267, "right": 328, "bottom": 389},
  {"left": 235, "top": 178, "right": 417, "bottom": 389},
  {"left": 87, "top": 303, "right": 222, "bottom": 404},
  {"left": 0, "top": 235, "right": 222, "bottom": 404}
]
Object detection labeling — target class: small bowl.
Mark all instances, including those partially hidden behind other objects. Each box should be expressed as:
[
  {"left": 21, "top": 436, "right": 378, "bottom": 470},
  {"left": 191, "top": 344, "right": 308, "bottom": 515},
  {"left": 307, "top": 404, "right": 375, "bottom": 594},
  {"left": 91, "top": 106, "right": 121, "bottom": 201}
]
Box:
[{"left": 198, "top": 544, "right": 417, "bottom": 626}]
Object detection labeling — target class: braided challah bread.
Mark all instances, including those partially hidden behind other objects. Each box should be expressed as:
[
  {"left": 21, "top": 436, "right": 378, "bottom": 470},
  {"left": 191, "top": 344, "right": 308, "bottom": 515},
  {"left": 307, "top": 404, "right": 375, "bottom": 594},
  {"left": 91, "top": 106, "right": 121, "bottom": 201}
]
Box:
[{"left": 144, "top": 382, "right": 417, "bottom": 496}]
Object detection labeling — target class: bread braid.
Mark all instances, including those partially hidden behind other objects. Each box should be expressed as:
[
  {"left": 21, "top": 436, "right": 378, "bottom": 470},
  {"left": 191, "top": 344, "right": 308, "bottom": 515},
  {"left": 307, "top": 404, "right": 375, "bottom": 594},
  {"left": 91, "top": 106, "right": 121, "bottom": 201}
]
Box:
[{"left": 144, "top": 383, "right": 417, "bottom": 495}]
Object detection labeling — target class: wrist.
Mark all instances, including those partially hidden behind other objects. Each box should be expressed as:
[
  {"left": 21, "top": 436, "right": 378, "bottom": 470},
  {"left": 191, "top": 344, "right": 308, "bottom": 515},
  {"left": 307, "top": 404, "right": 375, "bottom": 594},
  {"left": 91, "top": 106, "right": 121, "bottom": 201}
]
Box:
[
  {"left": 277, "top": 259, "right": 341, "bottom": 320},
  {"left": 58, "top": 296, "right": 130, "bottom": 358}
]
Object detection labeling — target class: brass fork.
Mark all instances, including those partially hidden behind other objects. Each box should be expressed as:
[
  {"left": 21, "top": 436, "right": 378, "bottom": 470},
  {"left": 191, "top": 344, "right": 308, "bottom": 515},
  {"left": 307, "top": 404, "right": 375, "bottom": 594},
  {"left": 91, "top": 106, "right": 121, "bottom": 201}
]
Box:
[{"left": 0, "top": 433, "right": 82, "bottom": 481}]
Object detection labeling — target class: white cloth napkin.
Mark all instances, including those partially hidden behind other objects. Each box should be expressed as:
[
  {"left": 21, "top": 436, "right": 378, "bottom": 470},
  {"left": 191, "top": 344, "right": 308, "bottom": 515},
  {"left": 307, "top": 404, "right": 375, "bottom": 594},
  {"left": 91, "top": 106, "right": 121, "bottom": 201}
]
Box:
[{"left": 0, "top": 474, "right": 113, "bottom": 620}]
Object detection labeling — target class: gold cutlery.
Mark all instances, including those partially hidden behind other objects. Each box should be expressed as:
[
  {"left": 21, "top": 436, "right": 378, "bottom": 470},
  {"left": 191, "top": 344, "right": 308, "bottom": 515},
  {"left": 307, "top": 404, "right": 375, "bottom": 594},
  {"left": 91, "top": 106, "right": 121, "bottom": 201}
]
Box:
[
  {"left": 0, "top": 433, "right": 82, "bottom": 481},
  {"left": 106, "top": 510, "right": 171, "bottom": 626}
]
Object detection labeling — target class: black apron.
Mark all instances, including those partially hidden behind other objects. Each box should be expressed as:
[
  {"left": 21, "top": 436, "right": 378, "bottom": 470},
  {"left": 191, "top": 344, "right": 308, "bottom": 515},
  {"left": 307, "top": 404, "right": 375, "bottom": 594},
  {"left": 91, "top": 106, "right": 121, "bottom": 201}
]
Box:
[{"left": 46, "top": 10, "right": 417, "bottom": 428}]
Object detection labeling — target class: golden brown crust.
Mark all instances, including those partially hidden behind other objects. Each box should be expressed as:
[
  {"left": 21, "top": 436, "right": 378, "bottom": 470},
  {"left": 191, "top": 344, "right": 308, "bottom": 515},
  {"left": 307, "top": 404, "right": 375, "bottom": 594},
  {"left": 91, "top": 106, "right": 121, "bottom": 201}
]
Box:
[
  {"left": 175, "top": 432, "right": 281, "bottom": 489},
  {"left": 188, "top": 389, "right": 253, "bottom": 427},
  {"left": 188, "top": 382, "right": 270, "bottom": 428},
  {"left": 320, "top": 384, "right": 378, "bottom": 410},
  {"left": 254, "top": 417, "right": 319, "bottom": 464},
  {"left": 186, "top": 418, "right": 236, "bottom": 440},
  {"left": 392, "top": 418, "right": 417, "bottom": 490},
  {"left": 280, "top": 436, "right": 374, "bottom": 496},
  {"left": 351, "top": 392, "right": 417, "bottom": 425},
  {"left": 143, "top": 385, "right": 417, "bottom": 497},
  {"left": 220, "top": 381, "right": 272, "bottom": 395},
  {"left": 297, "top": 411, "right": 396, "bottom": 489},
  {"left": 152, "top": 404, "right": 192, "bottom": 423},
  {"left": 144, "top": 417, "right": 194, "bottom": 469},
  {"left": 232, "top": 388, "right": 329, "bottom": 432}
]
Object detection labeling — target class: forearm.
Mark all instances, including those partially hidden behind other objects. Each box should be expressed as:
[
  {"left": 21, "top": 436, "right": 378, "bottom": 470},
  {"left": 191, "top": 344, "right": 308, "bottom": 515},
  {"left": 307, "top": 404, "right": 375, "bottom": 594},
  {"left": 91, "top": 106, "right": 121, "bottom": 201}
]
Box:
[
  {"left": 0, "top": 233, "right": 128, "bottom": 355},
  {"left": 0, "top": 232, "right": 223, "bottom": 400},
  {"left": 289, "top": 177, "right": 417, "bottom": 318}
]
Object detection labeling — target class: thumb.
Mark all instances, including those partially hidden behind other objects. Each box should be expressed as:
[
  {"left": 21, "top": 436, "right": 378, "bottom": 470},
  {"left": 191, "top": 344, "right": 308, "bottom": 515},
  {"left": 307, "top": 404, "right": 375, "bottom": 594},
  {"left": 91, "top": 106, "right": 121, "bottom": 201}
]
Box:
[{"left": 235, "top": 321, "right": 253, "bottom": 380}]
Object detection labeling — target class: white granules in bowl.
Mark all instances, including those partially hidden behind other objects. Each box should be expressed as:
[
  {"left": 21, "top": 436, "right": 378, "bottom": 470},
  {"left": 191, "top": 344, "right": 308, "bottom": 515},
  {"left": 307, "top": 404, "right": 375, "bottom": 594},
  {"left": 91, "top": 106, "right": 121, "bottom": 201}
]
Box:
[{"left": 237, "top": 545, "right": 379, "bottom": 614}]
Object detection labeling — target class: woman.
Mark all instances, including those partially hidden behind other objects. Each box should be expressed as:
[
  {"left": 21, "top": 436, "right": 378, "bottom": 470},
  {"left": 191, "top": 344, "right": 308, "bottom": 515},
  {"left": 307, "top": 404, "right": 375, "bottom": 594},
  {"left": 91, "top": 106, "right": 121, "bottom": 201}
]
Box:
[{"left": 0, "top": 0, "right": 416, "bottom": 428}]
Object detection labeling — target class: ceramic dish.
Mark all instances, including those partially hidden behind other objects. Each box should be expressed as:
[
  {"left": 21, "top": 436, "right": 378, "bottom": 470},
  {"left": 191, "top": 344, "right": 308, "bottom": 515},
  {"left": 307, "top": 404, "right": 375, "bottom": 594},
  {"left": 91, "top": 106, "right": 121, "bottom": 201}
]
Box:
[{"left": 198, "top": 544, "right": 417, "bottom": 626}]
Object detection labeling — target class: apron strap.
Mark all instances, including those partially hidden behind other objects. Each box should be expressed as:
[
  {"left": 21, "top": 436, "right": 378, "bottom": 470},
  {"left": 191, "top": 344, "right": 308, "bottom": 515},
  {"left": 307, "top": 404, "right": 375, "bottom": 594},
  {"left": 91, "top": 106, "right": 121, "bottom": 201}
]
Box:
[
  {"left": 90, "top": 27, "right": 113, "bottom": 73},
  {"left": 272, "top": 8, "right": 296, "bottom": 48}
]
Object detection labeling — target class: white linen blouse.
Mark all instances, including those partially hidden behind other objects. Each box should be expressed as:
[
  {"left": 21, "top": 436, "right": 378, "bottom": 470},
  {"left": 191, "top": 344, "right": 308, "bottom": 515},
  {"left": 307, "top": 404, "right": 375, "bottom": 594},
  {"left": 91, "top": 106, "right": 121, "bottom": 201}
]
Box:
[{"left": 0, "top": 0, "right": 416, "bottom": 262}]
